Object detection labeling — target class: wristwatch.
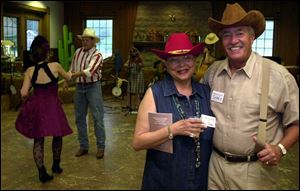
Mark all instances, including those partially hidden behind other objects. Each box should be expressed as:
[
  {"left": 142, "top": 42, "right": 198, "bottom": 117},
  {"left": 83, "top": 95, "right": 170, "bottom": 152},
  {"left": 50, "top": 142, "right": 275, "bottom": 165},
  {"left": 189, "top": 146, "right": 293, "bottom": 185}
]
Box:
[
  {"left": 278, "top": 143, "right": 287, "bottom": 156},
  {"left": 167, "top": 125, "right": 173, "bottom": 140}
]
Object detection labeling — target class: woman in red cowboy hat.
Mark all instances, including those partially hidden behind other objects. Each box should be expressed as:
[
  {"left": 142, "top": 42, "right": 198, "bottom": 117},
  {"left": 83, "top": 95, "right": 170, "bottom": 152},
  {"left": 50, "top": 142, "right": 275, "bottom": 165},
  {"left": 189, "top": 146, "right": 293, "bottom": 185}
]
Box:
[
  {"left": 132, "top": 33, "right": 215, "bottom": 189},
  {"left": 201, "top": 3, "right": 299, "bottom": 190}
]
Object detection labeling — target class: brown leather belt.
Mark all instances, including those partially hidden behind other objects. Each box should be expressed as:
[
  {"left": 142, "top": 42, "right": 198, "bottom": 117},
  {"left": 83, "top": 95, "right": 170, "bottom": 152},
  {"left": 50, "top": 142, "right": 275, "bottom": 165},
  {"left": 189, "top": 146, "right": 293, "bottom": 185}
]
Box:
[{"left": 213, "top": 147, "right": 258, "bottom": 162}]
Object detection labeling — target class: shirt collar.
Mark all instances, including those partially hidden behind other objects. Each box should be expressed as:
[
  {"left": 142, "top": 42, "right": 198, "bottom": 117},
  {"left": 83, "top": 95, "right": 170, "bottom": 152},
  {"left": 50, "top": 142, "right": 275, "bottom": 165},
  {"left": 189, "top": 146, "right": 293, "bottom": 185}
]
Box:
[
  {"left": 216, "top": 51, "right": 257, "bottom": 79},
  {"left": 83, "top": 46, "right": 96, "bottom": 53},
  {"left": 162, "top": 73, "right": 203, "bottom": 98}
]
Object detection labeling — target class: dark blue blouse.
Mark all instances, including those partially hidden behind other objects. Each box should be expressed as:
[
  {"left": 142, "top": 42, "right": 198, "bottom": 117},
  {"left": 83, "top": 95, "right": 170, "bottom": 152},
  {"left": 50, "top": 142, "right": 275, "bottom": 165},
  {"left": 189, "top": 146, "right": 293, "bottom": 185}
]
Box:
[{"left": 142, "top": 74, "right": 214, "bottom": 190}]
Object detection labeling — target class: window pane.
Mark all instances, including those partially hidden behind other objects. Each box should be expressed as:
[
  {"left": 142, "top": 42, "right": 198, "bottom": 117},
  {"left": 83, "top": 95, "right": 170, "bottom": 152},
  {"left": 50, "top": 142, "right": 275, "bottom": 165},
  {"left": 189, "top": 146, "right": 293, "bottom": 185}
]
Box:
[
  {"left": 100, "top": 20, "right": 106, "bottom": 27},
  {"left": 265, "top": 40, "right": 273, "bottom": 48},
  {"left": 87, "top": 20, "right": 93, "bottom": 27},
  {"left": 266, "top": 21, "right": 274, "bottom": 30},
  {"left": 256, "top": 39, "right": 265, "bottom": 48},
  {"left": 264, "top": 48, "right": 273, "bottom": 56},
  {"left": 257, "top": 48, "right": 265, "bottom": 55},
  {"left": 86, "top": 19, "right": 113, "bottom": 59},
  {"left": 26, "top": 20, "right": 39, "bottom": 50},
  {"left": 265, "top": 30, "right": 273, "bottom": 39},
  {"left": 94, "top": 20, "right": 100, "bottom": 28},
  {"left": 107, "top": 20, "right": 112, "bottom": 27},
  {"left": 252, "top": 20, "right": 274, "bottom": 56},
  {"left": 3, "top": 16, "right": 18, "bottom": 57}
]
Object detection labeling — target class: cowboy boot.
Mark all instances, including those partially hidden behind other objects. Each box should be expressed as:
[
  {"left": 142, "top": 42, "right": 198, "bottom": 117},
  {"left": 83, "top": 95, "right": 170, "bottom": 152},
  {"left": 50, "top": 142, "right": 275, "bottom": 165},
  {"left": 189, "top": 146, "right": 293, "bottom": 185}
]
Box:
[
  {"left": 38, "top": 166, "right": 53, "bottom": 183},
  {"left": 52, "top": 159, "right": 63, "bottom": 173}
]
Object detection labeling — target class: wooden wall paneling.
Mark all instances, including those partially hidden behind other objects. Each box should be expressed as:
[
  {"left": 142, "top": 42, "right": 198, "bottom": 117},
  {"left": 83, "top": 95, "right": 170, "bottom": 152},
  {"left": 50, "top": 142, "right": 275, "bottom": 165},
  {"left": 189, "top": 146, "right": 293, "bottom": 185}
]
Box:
[
  {"left": 64, "top": 1, "right": 138, "bottom": 63},
  {"left": 276, "top": 1, "right": 299, "bottom": 66},
  {"left": 64, "top": 1, "right": 82, "bottom": 48}
]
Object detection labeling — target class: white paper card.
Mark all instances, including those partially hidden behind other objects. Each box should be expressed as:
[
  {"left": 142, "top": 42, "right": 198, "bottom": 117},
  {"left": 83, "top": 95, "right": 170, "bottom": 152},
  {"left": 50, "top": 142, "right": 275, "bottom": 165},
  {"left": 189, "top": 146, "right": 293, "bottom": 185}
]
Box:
[
  {"left": 201, "top": 114, "right": 216, "bottom": 128},
  {"left": 211, "top": 90, "right": 224, "bottom": 103}
]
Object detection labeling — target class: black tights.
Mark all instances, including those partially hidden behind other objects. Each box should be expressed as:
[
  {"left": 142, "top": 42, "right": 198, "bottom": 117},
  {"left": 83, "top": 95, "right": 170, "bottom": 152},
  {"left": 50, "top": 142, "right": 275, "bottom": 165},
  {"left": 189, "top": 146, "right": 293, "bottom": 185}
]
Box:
[{"left": 33, "top": 136, "right": 62, "bottom": 168}]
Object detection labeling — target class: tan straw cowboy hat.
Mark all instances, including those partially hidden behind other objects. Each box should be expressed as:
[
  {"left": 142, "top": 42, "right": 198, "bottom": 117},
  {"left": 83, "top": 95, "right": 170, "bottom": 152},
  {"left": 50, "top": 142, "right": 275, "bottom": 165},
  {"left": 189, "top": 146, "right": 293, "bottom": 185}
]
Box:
[
  {"left": 208, "top": 3, "right": 265, "bottom": 39},
  {"left": 151, "top": 33, "right": 204, "bottom": 60},
  {"left": 204, "top": 33, "right": 219, "bottom": 45},
  {"left": 77, "top": 28, "right": 100, "bottom": 43}
]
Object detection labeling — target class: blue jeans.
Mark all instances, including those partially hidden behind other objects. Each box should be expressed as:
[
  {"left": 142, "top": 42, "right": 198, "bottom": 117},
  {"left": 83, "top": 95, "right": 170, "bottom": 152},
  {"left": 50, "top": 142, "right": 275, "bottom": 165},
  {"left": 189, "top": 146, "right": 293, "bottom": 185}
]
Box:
[{"left": 74, "top": 81, "right": 105, "bottom": 150}]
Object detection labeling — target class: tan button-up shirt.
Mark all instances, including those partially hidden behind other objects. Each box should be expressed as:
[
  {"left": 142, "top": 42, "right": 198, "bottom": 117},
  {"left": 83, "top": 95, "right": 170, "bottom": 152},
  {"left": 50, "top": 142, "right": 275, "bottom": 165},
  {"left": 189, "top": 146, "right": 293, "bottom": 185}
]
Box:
[{"left": 201, "top": 52, "right": 299, "bottom": 155}]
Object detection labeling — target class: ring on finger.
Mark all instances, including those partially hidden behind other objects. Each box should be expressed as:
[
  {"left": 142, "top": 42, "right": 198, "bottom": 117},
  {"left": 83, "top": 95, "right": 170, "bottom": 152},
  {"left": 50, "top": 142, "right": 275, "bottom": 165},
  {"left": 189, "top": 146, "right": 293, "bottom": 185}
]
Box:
[
  {"left": 190, "top": 133, "right": 195, "bottom": 138},
  {"left": 266, "top": 161, "right": 269, "bottom": 165}
]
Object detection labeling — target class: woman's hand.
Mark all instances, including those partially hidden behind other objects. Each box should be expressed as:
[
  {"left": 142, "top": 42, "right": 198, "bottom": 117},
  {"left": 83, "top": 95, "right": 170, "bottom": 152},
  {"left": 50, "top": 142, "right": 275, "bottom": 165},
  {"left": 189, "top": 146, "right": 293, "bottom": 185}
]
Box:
[
  {"left": 171, "top": 117, "right": 207, "bottom": 138},
  {"left": 67, "top": 71, "right": 73, "bottom": 81}
]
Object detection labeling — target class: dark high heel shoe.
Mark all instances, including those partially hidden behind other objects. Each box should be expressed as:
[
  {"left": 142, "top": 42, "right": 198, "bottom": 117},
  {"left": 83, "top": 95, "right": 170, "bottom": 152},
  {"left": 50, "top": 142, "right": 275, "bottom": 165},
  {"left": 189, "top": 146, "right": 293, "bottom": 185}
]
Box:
[
  {"left": 38, "top": 166, "right": 53, "bottom": 183},
  {"left": 52, "top": 159, "right": 63, "bottom": 173}
]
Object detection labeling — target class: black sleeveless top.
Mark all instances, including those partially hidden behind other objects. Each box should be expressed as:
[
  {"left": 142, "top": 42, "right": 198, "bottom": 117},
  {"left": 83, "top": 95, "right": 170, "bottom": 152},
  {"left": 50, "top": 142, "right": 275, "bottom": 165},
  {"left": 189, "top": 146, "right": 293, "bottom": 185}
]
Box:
[{"left": 31, "top": 62, "right": 58, "bottom": 88}]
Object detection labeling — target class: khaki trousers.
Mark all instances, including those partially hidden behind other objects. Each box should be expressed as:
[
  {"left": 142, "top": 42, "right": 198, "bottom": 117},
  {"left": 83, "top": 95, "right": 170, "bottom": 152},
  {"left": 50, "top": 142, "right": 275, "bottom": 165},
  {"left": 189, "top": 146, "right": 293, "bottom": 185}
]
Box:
[{"left": 208, "top": 151, "right": 278, "bottom": 190}]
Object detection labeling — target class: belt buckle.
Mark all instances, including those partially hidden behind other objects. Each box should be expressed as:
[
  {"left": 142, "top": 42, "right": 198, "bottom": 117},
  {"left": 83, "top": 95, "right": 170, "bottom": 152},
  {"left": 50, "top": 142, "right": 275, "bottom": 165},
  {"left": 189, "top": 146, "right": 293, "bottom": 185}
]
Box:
[
  {"left": 224, "top": 152, "right": 233, "bottom": 161},
  {"left": 224, "top": 155, "right": 228, "bottom": 161},
  {"left": 247, "top": 155, "right": 251, "bottom": 162}
]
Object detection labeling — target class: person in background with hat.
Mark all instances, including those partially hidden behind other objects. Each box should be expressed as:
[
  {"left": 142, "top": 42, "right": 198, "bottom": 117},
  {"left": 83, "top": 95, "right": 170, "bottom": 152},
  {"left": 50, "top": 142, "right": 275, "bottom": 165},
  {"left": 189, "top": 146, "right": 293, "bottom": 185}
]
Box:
[
  {"left": 124, "top": 46, "right": 145, "bottom": 111},
  {"left": 63, "top": 28, "right": 106, "bottom": 159},
  {"left": 201, "top": 2, "right": 299, "bottom": 189},
  {"left": 195, "top": 32, "right": 219, "bottom": 81},
  {"left": 132, "top": 32, "right": 215, "bottom": 189}
]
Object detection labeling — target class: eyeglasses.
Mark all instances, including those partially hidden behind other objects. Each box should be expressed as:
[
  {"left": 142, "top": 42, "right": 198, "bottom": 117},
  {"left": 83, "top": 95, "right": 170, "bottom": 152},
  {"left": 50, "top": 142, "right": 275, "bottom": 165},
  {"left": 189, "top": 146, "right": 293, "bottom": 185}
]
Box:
[{"left": 166, "top": 54, "right": 195, "bottom": 67}]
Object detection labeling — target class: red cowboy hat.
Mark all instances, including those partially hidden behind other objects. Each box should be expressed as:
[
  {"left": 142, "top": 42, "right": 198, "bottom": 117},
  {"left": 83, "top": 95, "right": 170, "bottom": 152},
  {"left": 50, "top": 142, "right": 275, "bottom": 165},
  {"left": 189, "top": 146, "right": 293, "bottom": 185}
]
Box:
[
  {"left": 151, "top": 33, "right": 204, "bottom": 60},
  {"left": 208, "top": 3, "right": 265, "bottom": 39}
]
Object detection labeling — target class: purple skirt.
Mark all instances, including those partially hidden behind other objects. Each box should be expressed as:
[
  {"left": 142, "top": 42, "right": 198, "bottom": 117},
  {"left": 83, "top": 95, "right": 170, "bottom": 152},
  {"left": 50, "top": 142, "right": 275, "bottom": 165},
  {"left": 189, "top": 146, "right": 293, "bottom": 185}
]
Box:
[{"left": 15, "top": 85, "right": 72, "bottom": 139}]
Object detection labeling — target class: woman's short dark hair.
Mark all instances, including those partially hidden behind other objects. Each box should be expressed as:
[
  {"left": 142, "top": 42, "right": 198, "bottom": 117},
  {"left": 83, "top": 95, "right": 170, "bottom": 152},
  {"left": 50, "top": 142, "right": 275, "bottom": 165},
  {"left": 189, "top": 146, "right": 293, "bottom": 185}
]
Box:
[{"left": 29, "top": 35, "right": 50, "bottom": 63}]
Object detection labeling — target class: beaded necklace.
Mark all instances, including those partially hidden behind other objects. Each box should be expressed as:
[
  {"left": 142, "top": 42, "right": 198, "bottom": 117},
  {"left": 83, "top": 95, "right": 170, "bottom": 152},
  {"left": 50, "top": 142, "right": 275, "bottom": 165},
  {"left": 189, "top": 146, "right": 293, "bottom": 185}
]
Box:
[{"left": 172, "top": 95, "right": 201, "bottom": 168}]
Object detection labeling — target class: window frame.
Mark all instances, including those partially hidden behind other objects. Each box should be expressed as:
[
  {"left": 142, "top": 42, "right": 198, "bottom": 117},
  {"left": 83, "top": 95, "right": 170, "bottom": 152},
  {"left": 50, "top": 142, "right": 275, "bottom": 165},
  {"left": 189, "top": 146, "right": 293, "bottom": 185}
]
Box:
[
  {"left": 252, "top": 18, "right": 275, "bottom": 56},
  {"left": 25, "top": 18, "right": 41, "bottom": 51},
  {"left": 3, "top": 15, "right": 19, "bottom": 57},
  {"left": 84, "top": 18, "right": 113, "bottom": 59},
  {"left": 2, "top": 1, "right": 49, "bottom": 60}
]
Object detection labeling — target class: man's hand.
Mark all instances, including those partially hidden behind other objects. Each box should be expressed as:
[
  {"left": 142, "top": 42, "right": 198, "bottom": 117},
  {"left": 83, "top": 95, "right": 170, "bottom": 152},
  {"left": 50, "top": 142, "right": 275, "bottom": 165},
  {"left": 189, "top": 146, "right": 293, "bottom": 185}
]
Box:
[{"left": 253, "top": 136, "right": 282, "bottom": 166}]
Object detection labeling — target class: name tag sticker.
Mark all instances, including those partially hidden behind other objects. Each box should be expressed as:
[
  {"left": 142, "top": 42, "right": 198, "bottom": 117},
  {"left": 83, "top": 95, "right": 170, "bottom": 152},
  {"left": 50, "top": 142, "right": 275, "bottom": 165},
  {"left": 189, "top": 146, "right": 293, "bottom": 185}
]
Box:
[
  {"left": 201, "top": 114, "right": 216, "bottom": 128},
  {"left": 211, "top": 90, "right": 224, "bottom": 103}
]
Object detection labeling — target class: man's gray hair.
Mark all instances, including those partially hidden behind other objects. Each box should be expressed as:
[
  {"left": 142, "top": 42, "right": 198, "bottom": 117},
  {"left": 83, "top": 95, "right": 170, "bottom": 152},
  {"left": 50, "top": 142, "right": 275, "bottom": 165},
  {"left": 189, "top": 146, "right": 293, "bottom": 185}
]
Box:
[{"left": 247, "top": 26, "right": 255, "bottom": 37}]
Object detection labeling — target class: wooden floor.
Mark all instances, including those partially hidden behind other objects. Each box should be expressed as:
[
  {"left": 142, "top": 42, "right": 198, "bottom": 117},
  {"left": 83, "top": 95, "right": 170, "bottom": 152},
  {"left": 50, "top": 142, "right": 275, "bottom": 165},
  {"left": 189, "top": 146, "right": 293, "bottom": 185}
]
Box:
[{"left": 1, "top": 95, "right": 299, "bottom": 189}]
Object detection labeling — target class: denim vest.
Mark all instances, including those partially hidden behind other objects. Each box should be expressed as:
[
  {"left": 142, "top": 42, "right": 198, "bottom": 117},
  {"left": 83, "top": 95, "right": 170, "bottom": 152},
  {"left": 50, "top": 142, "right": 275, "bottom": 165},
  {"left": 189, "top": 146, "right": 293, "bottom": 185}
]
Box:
[{"left": 142, "top": 74, "right": 214, "bottom": 190}]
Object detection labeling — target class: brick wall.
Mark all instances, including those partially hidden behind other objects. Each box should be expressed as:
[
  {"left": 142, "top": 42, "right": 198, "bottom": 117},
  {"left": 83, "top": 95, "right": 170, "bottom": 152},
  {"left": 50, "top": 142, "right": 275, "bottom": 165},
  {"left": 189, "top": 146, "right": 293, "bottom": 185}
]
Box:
[
  {"left": 133, "top": 1, "right": 211, "bottom": 74},
  {"left": 134, "top": 1, "right": 212, "bottom": 42}
]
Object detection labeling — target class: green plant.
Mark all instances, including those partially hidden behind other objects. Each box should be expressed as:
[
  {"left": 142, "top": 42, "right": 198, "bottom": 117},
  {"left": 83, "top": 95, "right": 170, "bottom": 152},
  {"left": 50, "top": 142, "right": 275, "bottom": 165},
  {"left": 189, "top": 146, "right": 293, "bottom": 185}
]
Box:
[{"left": 58, "top": 25, "right": 75, "bottom": 71}]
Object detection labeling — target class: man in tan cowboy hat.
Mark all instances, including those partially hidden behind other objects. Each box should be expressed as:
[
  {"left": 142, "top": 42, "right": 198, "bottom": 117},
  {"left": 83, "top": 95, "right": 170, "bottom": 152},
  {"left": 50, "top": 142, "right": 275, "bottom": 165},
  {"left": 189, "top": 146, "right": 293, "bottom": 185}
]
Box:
[
  {"left": 195, "top": 32, "right": 219, "bottom": 81},
  {"left": 132, "top": 33, "right": 214, "bottom": 189},
  {"left": 201, "top": 3, "right": 299, "bottom": 190},
  {"left": 204, "top": 32, "right": 219, "bottom": 45},
  {"left": 64, "top": 27, "right": 106, "bottom": 159}
]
